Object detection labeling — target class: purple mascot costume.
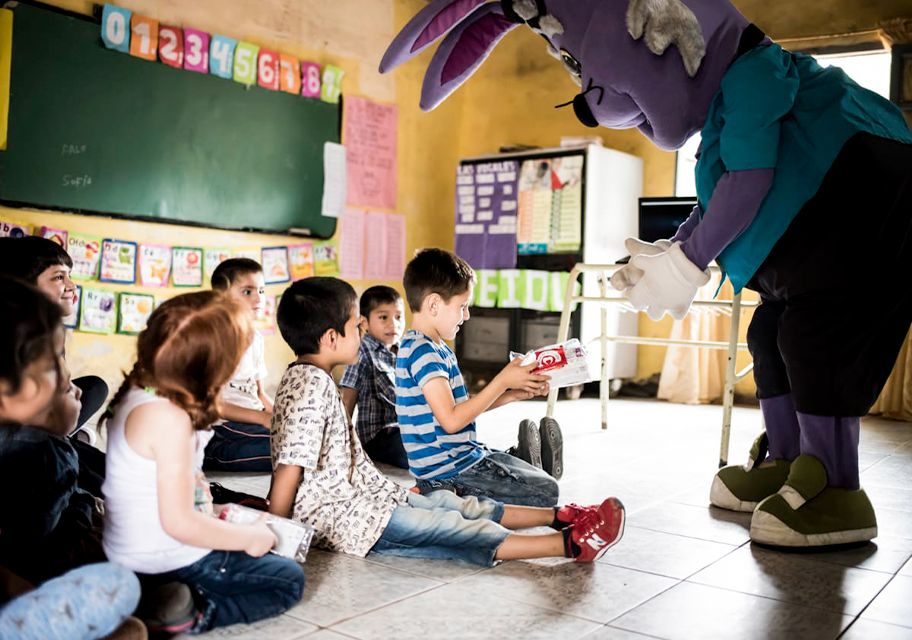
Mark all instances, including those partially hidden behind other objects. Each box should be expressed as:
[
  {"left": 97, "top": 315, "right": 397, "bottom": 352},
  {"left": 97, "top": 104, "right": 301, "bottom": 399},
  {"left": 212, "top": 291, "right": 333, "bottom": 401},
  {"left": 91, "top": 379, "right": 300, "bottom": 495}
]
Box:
[{"left": 382, "top": 0, "right": 912, "bottom": 547}]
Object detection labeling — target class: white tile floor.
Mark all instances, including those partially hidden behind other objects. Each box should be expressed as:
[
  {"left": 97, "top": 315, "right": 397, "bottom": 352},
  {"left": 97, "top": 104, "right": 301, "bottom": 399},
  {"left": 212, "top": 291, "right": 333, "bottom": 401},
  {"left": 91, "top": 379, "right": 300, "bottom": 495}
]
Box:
[{"left": 202, "top": 398, "right": 912, "bottom": 640}]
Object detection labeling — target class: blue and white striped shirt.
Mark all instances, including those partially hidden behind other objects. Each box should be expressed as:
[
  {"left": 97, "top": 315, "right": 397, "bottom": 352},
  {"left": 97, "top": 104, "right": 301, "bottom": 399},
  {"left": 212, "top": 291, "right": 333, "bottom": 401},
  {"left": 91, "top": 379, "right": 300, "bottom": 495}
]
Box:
[{"left": 395, "top": 329, "right": 483, "bottom": 480}]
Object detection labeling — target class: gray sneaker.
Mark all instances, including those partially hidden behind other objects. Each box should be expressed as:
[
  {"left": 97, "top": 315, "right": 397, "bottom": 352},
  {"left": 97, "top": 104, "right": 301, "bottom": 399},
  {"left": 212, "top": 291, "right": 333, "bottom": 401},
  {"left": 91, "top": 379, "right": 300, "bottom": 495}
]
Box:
[
  {"left": 539, "top": 417, "right": 564, "bottom": 480},
  {"left": 509, "top": 419, "right": 543, "bottom": 469}
]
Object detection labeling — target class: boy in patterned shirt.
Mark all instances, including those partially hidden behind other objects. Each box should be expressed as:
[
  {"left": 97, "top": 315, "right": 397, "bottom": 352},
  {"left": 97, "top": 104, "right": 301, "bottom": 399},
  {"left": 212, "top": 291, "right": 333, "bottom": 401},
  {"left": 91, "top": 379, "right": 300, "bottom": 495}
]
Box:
[
  {"left": 340, "top": 286, "right": 408, "bottom": 469},
  {"left": 267, "top": 276, "right": 626, "bottom": 565}
]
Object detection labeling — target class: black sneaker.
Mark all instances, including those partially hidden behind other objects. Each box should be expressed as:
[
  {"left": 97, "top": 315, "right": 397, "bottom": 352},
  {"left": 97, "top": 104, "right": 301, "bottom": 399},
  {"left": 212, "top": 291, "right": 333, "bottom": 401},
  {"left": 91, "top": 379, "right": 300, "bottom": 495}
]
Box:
[
  {"left": 539, "top": 417, "right": 564, "bottom": 480},
  {"left": 510, "top": 419, "right": 542, "bottom": 469},
  {"left": 138, "top": 581, "right": 200, "bottom": 635}
]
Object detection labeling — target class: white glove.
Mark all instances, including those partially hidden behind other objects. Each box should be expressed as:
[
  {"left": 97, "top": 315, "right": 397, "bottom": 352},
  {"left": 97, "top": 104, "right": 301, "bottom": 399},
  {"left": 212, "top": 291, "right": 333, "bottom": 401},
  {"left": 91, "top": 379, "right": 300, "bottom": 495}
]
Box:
[
  {"left": 625, "top": 241, "right": 710, "bottom": 320},
  {"left": 610, "top": 237, "right": 673, "bottom": 290}
]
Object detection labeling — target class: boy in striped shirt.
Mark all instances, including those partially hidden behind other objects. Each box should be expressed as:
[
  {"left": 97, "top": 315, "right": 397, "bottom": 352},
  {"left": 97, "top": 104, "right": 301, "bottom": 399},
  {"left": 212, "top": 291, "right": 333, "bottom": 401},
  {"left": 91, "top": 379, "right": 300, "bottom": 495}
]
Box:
[{"left": 396, "top": 248, "right": 559, "bottom": 507}]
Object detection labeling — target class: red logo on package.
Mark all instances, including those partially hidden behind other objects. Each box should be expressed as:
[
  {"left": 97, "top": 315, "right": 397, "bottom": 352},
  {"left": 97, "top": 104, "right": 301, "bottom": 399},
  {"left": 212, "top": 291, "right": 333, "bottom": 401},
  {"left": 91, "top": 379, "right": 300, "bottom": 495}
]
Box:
[{"left": 534, "top": 347, "right": 567, "bottom": 373}]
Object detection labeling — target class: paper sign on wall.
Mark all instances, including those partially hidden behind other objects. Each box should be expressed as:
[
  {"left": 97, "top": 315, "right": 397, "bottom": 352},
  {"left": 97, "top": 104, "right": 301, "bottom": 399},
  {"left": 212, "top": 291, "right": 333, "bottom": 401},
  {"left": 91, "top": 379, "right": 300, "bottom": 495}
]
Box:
[
  {"left": 262, "top": 246, "right": 290, "bottom": 284},
  {"left": 204, "top": 247, "right": 233, "bottom": 282},
  {"left": 171, "top": 247, "right": 203, "bottom": 287},
  {"left": 344, "top": 95, "right": 397, "bottom": 210},
  {"left": 79, "top": 288, "right": 118, "bottom": 334},
  {"left": 339, "top": 209, "right": 365, "bottom": 280},
  {"left": 40, "top": 226, "right": 68, "bottom": 247},
  {"left": 100, "top": 239, "right": 138, "bottom": 284},
  {"left": 67, "top": 233, "right": 102, "bottom": 280},
  {"left": 139, "top": 244, "right": 172, "bottom": 287},
  {"left": 288, "top": 243, "right": 315, "bottom": 280},
  {"left": 313, "top": 240, "right": 339, "bottom": 276},
  {"left": 118, "top": 293, "right": 155, "bottom": 334},
  {"left": 320, "top": 64, "right": 344, "bottom": 103},
  {"left": 0, "top": 219, "right": 32, "bottom": 238}
]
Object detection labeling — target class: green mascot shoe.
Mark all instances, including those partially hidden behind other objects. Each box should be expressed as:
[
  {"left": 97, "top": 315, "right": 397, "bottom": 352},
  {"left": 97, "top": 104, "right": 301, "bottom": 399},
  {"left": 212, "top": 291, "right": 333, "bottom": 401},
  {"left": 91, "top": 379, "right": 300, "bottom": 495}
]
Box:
[
  {"left": 750, "top": 455, "right": 877, "bottom": 547},
  {"left": 710, "top": 432, "right": 791, "bottom": 512}
]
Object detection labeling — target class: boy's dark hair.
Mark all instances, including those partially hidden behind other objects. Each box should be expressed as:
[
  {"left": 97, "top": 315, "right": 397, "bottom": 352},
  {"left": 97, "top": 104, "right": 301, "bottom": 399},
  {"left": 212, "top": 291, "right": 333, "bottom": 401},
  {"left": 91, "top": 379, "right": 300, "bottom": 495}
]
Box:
[
  {"left": 0, "top": 237, "right": 73, "bottom": 284},
  {"left": 360, "top": 285, "right": 402, "bottom": 318},
  {"left": 0, "top": 276, "right": 63, "bottom": 396},
  {"left": 403, "top": 248, "right": 475, "bottom": 312},
  {"left": 211, "top": 258, "right": 263, "bottom": 290},
  {"left": 277, "top": 277, "right": 358, "bottom": 356}
]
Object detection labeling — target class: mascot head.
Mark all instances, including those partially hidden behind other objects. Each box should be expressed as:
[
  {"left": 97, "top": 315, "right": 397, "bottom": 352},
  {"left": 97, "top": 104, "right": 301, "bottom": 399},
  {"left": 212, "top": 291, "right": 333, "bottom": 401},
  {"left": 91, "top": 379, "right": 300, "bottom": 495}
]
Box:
[{"left": 380, "top": 0, "right": 751, "bottom": 150}]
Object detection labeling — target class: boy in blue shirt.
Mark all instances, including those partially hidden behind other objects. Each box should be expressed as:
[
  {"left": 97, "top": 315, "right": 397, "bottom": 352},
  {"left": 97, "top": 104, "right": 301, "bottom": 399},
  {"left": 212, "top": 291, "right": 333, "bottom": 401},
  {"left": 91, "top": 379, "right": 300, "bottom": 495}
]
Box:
[
  {"left": 340, "top": 286, "right": 409, "bottom": 469},
  {"left": 396, "top": 248, "right": 560, "bottom": 507}
]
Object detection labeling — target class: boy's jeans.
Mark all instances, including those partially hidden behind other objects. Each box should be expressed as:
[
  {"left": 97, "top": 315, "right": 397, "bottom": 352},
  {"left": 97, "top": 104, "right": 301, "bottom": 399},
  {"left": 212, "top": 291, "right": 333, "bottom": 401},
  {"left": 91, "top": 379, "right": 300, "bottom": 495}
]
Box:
[
  {"left": 416, "top": 451, "right": 559, "bottom": 507},
  {"left": 0, "top": 562, "right": 140, "bottom": 640},
  {"left": 203, "top": 421, "right": 272, "bottom": 472},
  {"left": 153, "top": 550, "right": 304, "bottom": 633},
  {"left": 370, "top": 490, "right": 509, "bottom": 566}
]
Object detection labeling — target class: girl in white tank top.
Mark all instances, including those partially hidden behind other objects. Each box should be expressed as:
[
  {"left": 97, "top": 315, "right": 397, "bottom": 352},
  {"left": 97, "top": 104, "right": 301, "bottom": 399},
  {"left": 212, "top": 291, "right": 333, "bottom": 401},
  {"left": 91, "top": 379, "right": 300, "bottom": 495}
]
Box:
[{"left": 101, "top": 291, "right": 304, "bottom": 634}]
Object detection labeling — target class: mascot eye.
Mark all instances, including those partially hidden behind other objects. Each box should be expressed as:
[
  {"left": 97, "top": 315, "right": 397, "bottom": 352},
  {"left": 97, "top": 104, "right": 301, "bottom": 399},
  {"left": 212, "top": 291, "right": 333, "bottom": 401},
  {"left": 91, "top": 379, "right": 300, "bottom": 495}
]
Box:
[{"left": 559, "top": 48, "right": 582, "bottom": 78}]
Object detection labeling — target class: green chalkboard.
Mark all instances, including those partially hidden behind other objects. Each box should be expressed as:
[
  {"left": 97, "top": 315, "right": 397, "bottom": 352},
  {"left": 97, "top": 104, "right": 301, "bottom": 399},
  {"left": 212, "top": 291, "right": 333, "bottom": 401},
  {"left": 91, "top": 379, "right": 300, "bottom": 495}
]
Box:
[{"left": 0, "top": 2, "right": 339, "bottom": 237}]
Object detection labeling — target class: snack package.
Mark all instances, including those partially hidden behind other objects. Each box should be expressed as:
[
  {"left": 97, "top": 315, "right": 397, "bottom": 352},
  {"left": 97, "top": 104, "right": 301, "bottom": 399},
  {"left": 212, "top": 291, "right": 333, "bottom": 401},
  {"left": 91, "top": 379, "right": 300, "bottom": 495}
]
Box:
[
  {"left": 218, "top": 503, "right": 315, "bottom": 563},
  {"left": 510, "top": 338, "right": 593, "bottom": 389}
]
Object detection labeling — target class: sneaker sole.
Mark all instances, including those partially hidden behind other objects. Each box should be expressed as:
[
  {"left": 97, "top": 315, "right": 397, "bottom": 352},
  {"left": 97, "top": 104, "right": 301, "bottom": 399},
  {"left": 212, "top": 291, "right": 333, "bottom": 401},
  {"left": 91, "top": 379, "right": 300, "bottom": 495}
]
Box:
[
  {"left": 750, "top": 510, "right": 878, "bottom": 547},
  {"left": 539, "top": 417, "right": 563, "bottom": 480},
  {"left": 709, "top": 475, "right": 759, "bottom": 513},
  {"left": 516, "top": 419, "right": 543, "bottom": 469}
]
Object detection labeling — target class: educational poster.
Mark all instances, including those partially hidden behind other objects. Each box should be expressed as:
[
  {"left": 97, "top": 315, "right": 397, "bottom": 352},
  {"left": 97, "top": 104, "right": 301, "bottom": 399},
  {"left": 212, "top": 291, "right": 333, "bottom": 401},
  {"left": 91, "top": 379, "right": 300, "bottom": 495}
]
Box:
[
  {"left": 364, "top": 211, "right": 386, "bottom": 280},
  {"left": 313, "top": 240, "right": 339, "bottom": 276},
  {"left": 339, "top": 209, "right": 365, "bottom": 280},
  {"left": 99, "top": 239, "right": 138, "bottom": 284},
  {"left": 79, "top": 288, "right": 118, "bottom": 334},
  {"left": 0, "top": 219, "right": 32, "bottom": 238},
  {"left": 204, "top": 247, "right": 232, "bottom": 282},
  {"left": 171, "top": 247, "right": 204, "bottom": 287},
  {"left": 254, "top": 295, "right": 277, "bottom": 335},
  {"left": 343, "top": 95, "right": 397, "bottom": 210},
  {"left": 117, "top": 293, "right": 155, "bottom": 334},
  {"left": 548, "top": 156, "right": 583, "bottom": 253},
  {"left": 40, "top": 226, "right": 68, "bottom": 247},
  {"left": 321, "top": 142, "right": 347, "bottom": 218},
  {"left": 63, "top": 285, "right": 82, "bottom": 330},
  {"left": 138, "top": 244, "right": 172, "bottom": 287},
  {"left": 516, "top": 158, "right": 553, "bottom": 255},
  {"left": 453, "top": 160, "right": 519, "bottom": 269},
  {"left": 288, "top": 243, "right": 315, "bottom": 280},
  {"left": 261, "top": 247, "right": 290, "bottom": 284},
  {"left": 384, "top": 213, "right": 406, "bottom": 279},
  {"left": 67, "top": 233, "right": 102, "bottom": 280}
]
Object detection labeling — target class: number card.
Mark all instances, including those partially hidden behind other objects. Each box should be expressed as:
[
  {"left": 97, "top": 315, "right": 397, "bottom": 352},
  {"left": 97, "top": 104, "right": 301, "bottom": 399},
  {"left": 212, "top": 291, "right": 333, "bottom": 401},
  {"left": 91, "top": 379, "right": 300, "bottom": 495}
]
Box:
[
  {"left": 233, "top": 42, "right": 260, "bottom": 86},
  {"left": 204, "top": 247, "right": 233, "bottom": 282},
  {"left": 257, "top": 48, "right": 280, "bottom": 91},
  {"left": 101, "top": 4, "right": 131, "bottom": 53},
  {"left": 209, "top": 35, "right": 237, "bottom": 79},
  {"left": 288, "top": 243, "right": 315, "bottom": 280},
  {"left": 138, "top": 244, "right": 172, "bottom": 287},
  {"left": 279, "top": 55, "right": 301, "bottom": 95},
  {"left": 40, "top": 226, "right": 68, "bottom": 247},
  {"left": 183, "top": 28, "right": 210, "bottom": 73},
  {"left": 117, "top": 293, "right": 155, "bottom": 335},
  {"left": 261, "top": 246, "right": 290, "bottom": 284},
  {"left": 99, "top": 239, "right": 138, "bottom": 284},
  {"left": 158, "top": 25, "right": 184, "bottom": 68},
  {"left": 67, "top": 233, "right": 102, "bottom": 280},
  {"left": 171, "top": 247, "right": 204, "bottom": 287},
  {"left": 129, "top": 14, "right": 159, "bottom": 61},
  {"left": 320, "top": 64, "right": 344, "bottom": 104},
  {"left": 300, "top": 61, "right": 321, "bottom": 98},
  {"left": 79, "top": 288, "right": 118, "bottom": 334},
  {"left": 63, "top": 285, "right": 82, "bottom": 330},
  {"left": 313, "top": 240, "right": 339, "bottom": 276},
  {"left": 0, "top": 219, "right": 32, "bottom": 238}
]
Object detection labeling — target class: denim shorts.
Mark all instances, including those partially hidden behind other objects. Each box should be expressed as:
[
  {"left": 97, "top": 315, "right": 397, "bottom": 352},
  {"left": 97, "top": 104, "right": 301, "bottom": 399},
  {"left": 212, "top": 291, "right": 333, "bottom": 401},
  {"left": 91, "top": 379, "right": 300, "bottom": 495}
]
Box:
[{"left": 370, "top": 490, "right": 509, "bottom": 566}]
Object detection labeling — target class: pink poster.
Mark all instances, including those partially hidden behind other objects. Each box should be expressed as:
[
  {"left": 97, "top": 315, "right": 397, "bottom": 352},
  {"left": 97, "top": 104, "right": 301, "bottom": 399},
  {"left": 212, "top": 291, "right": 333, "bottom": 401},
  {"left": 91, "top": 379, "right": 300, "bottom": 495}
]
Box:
[
  {"left": 364, "top": 211, "right": 387, "bottom": 280},
  {"left": 343, "top": 96, "right": 397, "bottom": 210},
  {"left": 384, "top": 213, "right": 406, "bottom": 280},
  {"left": 339, "top": 209, "right": 365, "bottom": 280}
]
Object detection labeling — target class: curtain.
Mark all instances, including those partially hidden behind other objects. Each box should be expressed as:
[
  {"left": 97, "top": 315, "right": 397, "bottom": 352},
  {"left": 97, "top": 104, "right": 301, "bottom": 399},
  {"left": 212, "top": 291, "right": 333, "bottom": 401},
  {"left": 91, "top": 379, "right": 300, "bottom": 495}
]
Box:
[{"left": 870, "top": 328, "right": 912, "bottom": 420}]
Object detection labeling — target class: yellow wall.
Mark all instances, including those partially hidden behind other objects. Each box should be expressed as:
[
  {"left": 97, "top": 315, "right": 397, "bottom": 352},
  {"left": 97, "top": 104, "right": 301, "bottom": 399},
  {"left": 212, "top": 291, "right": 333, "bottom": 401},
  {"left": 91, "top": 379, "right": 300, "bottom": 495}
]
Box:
[{"left": 3, "top": 0, "right": 462, "bottom": 397}]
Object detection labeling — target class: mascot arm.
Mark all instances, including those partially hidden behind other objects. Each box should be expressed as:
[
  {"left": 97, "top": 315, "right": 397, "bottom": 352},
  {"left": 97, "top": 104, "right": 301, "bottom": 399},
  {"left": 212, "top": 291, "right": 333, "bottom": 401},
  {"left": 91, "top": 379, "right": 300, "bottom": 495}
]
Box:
[
  {"left": 670, "top": 204, "right": 702, "bottom": 243},
  {"left": 680, "top": 168, "right": 774, "bottom": 270}
]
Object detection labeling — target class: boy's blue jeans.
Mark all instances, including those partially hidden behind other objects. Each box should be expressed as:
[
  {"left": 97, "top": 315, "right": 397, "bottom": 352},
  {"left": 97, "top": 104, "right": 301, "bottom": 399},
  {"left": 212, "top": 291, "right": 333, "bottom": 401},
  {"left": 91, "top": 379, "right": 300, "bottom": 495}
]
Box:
[
  {"left": 370, "top": 490, "right": 509, "bottom": 566},
  {"left": 153, "top": 550, "right": 304, "bottom": 633},
  {"left": 415, "top": 451, "right": 559, "bottom": 507},
  {"left": 203, "top": 421, "right": 272, "bottom": 472},
  {"left": 0, "top": 562, "right": 140, "bottom": 640}
]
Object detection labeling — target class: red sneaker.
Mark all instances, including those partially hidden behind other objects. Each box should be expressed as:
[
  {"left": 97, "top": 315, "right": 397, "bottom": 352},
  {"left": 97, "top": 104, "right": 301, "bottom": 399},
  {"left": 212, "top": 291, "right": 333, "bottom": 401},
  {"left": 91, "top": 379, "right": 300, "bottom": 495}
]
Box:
[
  {"left": 555, "top": 503, "right": 598, "bottom": 528},
  {"left": 570, "top": 497, "right": 625, "bottom": 563}
]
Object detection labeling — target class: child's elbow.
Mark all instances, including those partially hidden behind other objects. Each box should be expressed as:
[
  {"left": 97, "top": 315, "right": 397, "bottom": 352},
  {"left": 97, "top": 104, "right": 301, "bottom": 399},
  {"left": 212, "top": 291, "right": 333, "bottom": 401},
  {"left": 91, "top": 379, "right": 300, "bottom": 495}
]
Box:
[{"left": 437, "top": 415, "right": 464, "bottom": 434}]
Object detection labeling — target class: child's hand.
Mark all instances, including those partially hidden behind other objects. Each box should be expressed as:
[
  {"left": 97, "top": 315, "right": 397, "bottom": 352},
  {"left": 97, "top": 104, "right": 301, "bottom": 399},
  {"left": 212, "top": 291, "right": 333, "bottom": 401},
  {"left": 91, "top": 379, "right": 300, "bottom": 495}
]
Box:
[
  {"left": 496, "top": 358, "right": 550, "bottom": 394},
  {"left": 244, "top": 515, "right": 277, "bottom": 557},
  {"left": 258, "top": 410, "right": 274, "bottom": 429},
  {"left": 503, "top": 381, "right": 551, "bottom": 403}
]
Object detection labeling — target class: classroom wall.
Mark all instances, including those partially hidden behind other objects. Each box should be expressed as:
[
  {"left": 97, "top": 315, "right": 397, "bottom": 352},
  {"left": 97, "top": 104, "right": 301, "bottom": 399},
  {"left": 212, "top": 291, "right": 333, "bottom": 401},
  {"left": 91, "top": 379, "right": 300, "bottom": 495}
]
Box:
[{"left": 5, "top": 0, "right": 463, "bottom": 399}]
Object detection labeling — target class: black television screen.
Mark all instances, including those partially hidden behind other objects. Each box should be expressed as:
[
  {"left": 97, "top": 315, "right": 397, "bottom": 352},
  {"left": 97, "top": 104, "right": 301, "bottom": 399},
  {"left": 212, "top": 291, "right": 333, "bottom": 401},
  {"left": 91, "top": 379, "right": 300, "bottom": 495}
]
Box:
[{"left": 638, "top": 197, "right": 697, "bottom": 244}]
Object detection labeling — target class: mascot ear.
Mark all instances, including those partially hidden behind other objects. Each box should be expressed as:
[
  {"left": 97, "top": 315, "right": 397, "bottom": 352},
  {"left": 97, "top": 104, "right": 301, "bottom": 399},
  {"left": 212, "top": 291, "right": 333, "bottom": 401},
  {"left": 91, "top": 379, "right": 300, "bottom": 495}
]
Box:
[
  {"left": 380, "top": 0, "right": 492, "bottom": 74},
  {"left": 420, "top": 3, "right": 517, "bottom": 111},
  {"left": 626, "top": 0, "right": 705, "bottom": 77}
]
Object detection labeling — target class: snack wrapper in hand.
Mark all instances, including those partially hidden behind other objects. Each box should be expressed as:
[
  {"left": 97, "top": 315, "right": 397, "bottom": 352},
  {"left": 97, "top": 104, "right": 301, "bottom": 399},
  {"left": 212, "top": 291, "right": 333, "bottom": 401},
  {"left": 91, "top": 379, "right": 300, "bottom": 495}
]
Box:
[
  {"left": 219, "top": 503, "right": 315, "bottom": 563},
  {"left": 510, "top": 339, "right": 593, "bottom": 390}
]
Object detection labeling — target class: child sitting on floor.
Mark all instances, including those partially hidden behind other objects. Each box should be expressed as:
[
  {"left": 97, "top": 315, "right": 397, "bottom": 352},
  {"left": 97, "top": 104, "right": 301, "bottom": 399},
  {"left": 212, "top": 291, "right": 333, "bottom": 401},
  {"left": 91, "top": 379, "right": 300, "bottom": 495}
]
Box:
[
  {"left": 102, "top": 290, "right": 303, "bottom": 634},
  {"left": 340, "top": 285, "right": 409, "bottom": 469},
  {"left": 203, "top": 258, "right": 274, "bottom": 472},
  {"left": 268, "top": 277, "right": 625, "bottom": 566}
]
